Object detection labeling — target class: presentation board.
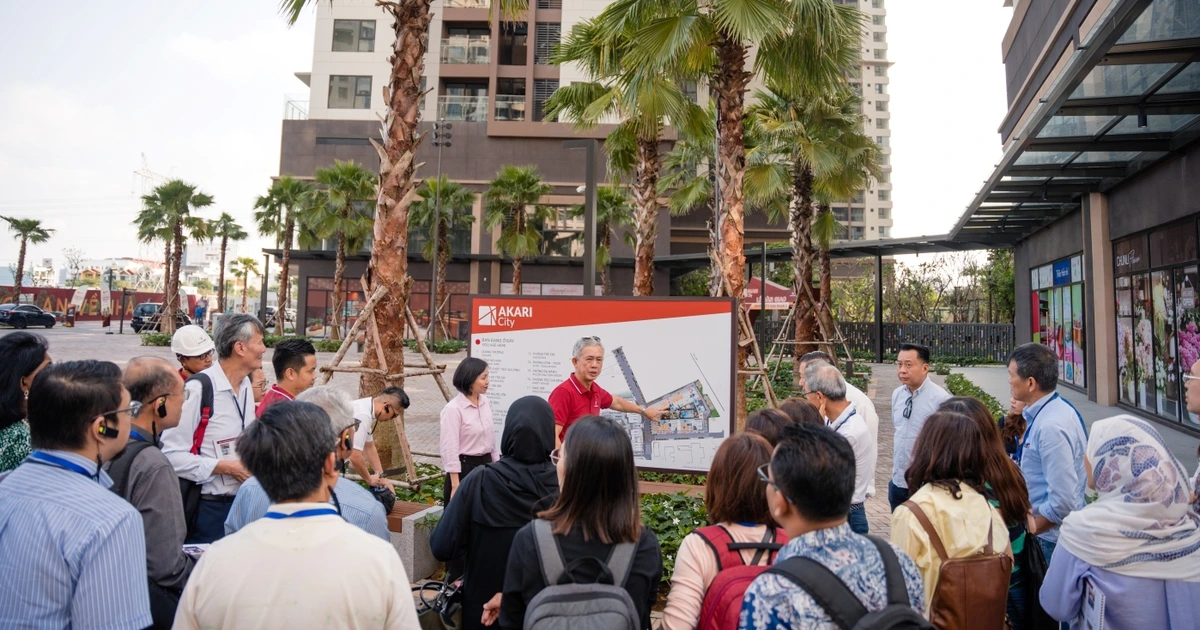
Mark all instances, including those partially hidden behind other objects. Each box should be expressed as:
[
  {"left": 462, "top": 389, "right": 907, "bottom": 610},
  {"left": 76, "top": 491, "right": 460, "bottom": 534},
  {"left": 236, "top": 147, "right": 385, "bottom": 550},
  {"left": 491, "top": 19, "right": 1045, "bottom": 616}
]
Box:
[{"left": 469, "top": 295, "right": 736, "bottom": 472}]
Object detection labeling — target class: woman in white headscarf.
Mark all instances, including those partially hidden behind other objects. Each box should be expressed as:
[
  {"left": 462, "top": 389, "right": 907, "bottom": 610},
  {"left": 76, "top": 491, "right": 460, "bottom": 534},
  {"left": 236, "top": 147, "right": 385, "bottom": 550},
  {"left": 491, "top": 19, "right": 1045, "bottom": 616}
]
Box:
[{"left": 1040, "top": 415, "right": 1200, "bottom": 629}]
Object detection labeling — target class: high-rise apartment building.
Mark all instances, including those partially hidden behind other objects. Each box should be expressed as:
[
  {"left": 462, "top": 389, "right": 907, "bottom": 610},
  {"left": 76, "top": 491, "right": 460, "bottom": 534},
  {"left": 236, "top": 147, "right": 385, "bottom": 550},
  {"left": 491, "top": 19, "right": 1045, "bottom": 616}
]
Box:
[{"left": 275, "top": 0, "right": 895, "bottom": 331}]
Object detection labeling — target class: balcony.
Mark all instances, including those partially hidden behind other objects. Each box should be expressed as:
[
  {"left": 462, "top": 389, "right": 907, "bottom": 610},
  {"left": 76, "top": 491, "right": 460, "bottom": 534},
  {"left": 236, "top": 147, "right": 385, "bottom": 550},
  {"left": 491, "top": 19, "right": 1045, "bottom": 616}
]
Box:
[
  {"left": 283, "top": 95, "right": 309, "bottom": 120},
  {"left": 438, "top": 95, "right": 488, "bottom": 122},
  {"left": 444, "top": 0, "right": 489, "bottom": 7},
  {"left": 494, "top": 95, "right": 526, "bottom": 121},
  {"left": 440, "top": 37, "right": 490, "bottom": 64}
]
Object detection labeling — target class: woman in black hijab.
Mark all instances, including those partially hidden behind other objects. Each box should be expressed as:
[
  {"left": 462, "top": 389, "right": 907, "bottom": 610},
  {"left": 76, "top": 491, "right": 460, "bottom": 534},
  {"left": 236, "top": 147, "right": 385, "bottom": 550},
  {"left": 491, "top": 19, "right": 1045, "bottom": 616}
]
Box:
[{"left": 431, "top": 395, "right": 560, "bottom": 630}]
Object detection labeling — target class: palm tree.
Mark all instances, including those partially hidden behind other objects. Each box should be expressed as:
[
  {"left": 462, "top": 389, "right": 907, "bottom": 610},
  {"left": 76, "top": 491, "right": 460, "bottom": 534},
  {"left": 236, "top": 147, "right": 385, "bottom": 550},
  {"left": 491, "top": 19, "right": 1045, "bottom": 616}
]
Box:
[
  {"left": 137, "top": 180, "right": 213, "bottom": 334},
  {"left": 304, "top": 160, "right": 376, "bottom": 341},
  {"left": 208, "top": 213, "right": 248, "bottom": 316},
  {"left": 230, "top": 257, "right": 259, "bottom": 314},
  {"left": 546, "top": 17, "right": 704, "bottom": 296},
  {"left": 255, "top": 176, "right": 316, "bottom": 334},
  {"left": 1, "top": 217, "right": 53, "bottom": 297},
  {"left": 571, "top": 185, "right": 636, "bottom": 295},
  {"left": 484, "top": 166, "right": 554, "bottom": 295},
  {"left": 411, "top": 176, "right": 476, "bottom": 335}
]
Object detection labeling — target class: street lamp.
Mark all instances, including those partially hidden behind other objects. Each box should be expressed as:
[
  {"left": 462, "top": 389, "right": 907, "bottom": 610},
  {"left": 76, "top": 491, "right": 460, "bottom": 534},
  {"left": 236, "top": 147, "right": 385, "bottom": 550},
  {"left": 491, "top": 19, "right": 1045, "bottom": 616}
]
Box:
[{"left": 428, "top": 119, "right": 451, "bottom": 342}]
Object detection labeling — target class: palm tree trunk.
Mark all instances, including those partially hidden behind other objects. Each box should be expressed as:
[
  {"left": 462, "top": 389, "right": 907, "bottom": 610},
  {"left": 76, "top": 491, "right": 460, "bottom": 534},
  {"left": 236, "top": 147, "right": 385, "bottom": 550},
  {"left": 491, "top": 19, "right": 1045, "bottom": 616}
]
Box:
[
  {"left": 435, "top": 226, "right": 450, "bottom": 334},
  {"left": 217, "top": 236, "right": 228, "bottom": 315},
  {"left": 360, "top": 0, "right": 431, "bottom": 414},
  {"left": 14, "top": 237, "right": 27, "bottom": 298},
  {"left": 819, "top": 242, "right": 835, "bottom": 359},
  {"left": 512, "top": 209, "right": 525, "bottom": 295},
  {"left": 332, "top": 234, "right": 346, "bottom": 342},
  {"left": 600, "top": 230, "right": 612, "bottom": 297},
  {"left": 241, "top": 275, "right": 249, "bottom": 314},
  {"left": 632, "top": 134, "right": 660, "bottom": 297},
  {"left": 714, "top": 30, "right": 751, "bottom": 427},
  {"left": 165, "top": 220, "right": 185, "bottom": 335},
  {"left": 162, "top": 240, "right": 172, "bottom": 295},
  {"left": 790, "top": 163, "right": 816, "bottom": 382},
  {"left": 277, "top": 213, "right": 294, "bottom": 335}
]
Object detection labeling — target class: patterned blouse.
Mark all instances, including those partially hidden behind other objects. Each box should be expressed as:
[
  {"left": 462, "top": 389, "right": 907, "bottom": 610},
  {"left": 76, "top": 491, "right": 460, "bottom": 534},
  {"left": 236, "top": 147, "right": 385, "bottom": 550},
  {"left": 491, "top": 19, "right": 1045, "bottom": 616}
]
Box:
[
  {"left": 739, "top": 523, "right": 926, "bottom": 630},
  {"left": 0, "top": 421, "right": 32, "bottom": 473}
]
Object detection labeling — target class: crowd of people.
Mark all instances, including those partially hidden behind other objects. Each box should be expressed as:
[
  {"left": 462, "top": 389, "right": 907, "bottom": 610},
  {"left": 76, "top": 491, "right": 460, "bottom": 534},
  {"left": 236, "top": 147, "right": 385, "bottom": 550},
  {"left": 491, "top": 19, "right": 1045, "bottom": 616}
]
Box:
[{"left": 0, "top": 319, "right": 1198, "bottom": 630}]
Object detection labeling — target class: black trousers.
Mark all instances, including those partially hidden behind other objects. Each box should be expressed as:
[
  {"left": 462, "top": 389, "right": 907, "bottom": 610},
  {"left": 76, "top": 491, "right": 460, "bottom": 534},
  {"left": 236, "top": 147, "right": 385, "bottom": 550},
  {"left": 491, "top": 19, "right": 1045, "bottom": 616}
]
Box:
[
  {"left": 443, "top": 453, "right": 492, "bottom": 581},
  {"left": 148, "top": 580, "right": 182, "bottom": 629}
]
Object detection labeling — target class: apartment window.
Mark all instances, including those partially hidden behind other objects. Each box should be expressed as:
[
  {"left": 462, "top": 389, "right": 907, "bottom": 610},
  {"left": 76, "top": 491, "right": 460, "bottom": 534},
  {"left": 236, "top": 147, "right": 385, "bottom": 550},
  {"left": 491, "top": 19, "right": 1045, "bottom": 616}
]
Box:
[
  {"left": 879, "top": 154, "right": 889, "bottom": 166},
  {"left": 873, "top": 15, "right": 885, "bottom": 25},
  {"left": 681, "top": 80, "right": 698, "bottom": 104},
  {"left": 851, "top": 208, "right": 864, "bottom": 223},
  {"left": 879, "top": 226, "right": 890, "bottom": 238},
  {"left": 500, "top": 23, "right": 529, "bottom": 65},
  {"left": 874, "top": 65, "right": 887, "bottom": 77},
  {"left": 877, "top": 189, "right": 890, "bottom": 201},
  {"left": 419, "top": 77, "right": 427, "bottom": 110},
  {"left": 849, "top": 82, "right": 862, "bottom": 95},
  {"left": 852, "top": 191, "right": 865, "bottom": 203},
  {"left": 872, "top": 0, "right": 884, "bottom": 8},
  {"left": 878, "top": 172, "right": 890, "bottom": 183},
  {"left": 850, "top": 226, "right": 865, "bottom": 240},
  {"left": 333, "top": 20, "right": 376, "bottom": 52},
  {"left": 533, "top": 79, "right": 559, "bottom": 121},
  {"left": 876, "top": 135, "right": 889, "bottom": 147},
  {"left": 873, "top": 32, "right": 885, "bottom": 43},
  {"left": 833, "top": 207, "right": 849, "bottom": 222},
  {"left": 534, "top": 23, "right": 561, "bottom": 65},
  {"left": 876, "top": 118, "right": 888, "bottom": 129},
  {"left": 329, "top": 75, "right": 372, "bottom": 109},
  {"left": 875, "top": 83, "right": 886, "bottom": 94},
  {"left": 496, "top": 78, "right": 526, "bottom": 121},
  {"left": 537, "top": 0, "right": 562, "bottom": 7},
  {"left": 872, "top": 49, "right": 885, "bottom": 60},
  {"left": 875, "top": 100, "right": 887, "bottom": 112},
  {"left": 878, "top": 206, "right": 891, "bottom": 219}
]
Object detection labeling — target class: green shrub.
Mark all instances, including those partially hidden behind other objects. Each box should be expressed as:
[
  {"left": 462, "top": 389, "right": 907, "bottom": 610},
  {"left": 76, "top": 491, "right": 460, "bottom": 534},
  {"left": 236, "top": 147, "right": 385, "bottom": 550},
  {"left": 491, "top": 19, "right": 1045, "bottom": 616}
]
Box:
[
  {"left": 404, "top": 338, "right": 467, "bottom": 354},
  {"left": 638, "top": 470, "right": 706, "bottom": 486},
  {"left": 140, "top": 333, "right": 172, "bottom": 347},
  {"left": 943, "top": 373, "right": 1006, "bottom": 420},
  {"left": 932, "top": 362, "right": 952, "bottom": 376},
  {"left": 312, "top": 339, "right": 342, "bottom": 353},
  {"left": 640, "top": 492, "right": 708, "bottom": 583}
]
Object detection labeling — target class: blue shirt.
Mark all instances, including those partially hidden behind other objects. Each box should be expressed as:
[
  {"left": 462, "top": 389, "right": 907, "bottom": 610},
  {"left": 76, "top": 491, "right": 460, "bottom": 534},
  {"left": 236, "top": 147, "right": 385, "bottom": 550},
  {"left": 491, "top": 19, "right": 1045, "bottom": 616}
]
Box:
[
  {"left": 1020, "top": 392, "right": 1087, "bottom": 543},
  {"left": 891, "top": 377, "right": 950, "bottom": 488},
  {"left": 0, "top": 450, "right": 153, "bottom": 630},
  {"left": 739, "top": 523, "right": 926, "bottom": 629},
  {"left": 224, "top": 476, "right": 390, "bottom": 541}
]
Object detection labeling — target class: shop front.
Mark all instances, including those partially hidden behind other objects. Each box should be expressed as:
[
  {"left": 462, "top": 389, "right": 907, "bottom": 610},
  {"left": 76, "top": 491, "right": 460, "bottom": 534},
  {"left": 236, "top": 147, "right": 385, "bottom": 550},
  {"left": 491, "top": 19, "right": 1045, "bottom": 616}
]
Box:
[
  {"left": 1112, "top": 222, "right": 1200, "bottom": 430},
  {"left": 1030, "top": 254, "right": 1086, "bottom": 390}
]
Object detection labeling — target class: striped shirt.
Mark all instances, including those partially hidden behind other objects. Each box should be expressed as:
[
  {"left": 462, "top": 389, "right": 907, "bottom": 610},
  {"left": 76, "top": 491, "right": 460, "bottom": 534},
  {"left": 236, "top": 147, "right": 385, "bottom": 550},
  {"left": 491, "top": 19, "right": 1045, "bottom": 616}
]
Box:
[
  {"left": 224, "top": 476, "right": 391, "bottom": 541},
  {"left": 0, "top": 450, "right": 153, "bottom": 629}
]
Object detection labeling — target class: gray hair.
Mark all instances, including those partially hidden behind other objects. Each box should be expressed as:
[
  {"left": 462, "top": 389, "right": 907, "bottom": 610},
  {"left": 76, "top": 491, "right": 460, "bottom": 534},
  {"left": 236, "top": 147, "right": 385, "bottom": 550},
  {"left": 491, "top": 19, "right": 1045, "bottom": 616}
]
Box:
[
  {"left": 804, "top": 363, "right": 847, "bottom": 401},
  {"left": 238, "top": 401, "right": 335, "bottom": 503},
  {"left": 1008, "top": 343, "right": 1058, "bottom": 393},
  {"left": 573, "top": 336, "right": 603, "bottom": 359},
  {"left": 296, "top": 386, "right": 355, "bottom": 434},
  {"left": 214, "top": 314, "right": 265, "bottom": 360}
]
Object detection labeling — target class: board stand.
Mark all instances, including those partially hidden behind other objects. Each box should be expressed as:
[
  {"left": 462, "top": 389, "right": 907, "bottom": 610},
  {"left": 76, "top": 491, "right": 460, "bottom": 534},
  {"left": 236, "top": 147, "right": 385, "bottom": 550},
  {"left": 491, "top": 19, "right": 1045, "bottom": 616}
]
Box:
[{"left": 318, "top": 274, "right": 451, "bottom": 489}]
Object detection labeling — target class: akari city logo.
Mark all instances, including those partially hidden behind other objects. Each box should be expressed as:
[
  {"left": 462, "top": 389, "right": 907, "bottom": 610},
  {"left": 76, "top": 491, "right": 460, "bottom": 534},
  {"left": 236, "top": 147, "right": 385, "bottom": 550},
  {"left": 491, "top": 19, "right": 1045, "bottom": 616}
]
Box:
[{"left": 477, "top": 304, "right": 533, "bottom": 328}]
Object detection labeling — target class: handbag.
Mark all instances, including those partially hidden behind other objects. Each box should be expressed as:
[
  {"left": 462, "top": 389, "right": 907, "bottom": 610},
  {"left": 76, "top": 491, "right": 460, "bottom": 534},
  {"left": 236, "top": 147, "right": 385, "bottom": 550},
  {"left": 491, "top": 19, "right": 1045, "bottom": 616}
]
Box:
[{"left": 413, "top": 576, "right": 463, "bottom": 630}]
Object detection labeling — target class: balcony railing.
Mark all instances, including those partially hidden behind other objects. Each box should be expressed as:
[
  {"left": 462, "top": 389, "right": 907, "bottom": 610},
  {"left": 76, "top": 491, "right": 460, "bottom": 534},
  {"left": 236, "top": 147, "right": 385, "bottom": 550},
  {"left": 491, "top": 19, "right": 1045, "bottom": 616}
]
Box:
[
  {"left": 440, "top": 37, "right": 490, "bottom": 64},
  {"left": 444, "top": 0, "right": 490, "bottom": 7},
  {"left": 437, "top": 95, "right": 489, "bottom": 122},
  {"left": 283, "top": 96, "right": 309, "bottom": 120},
  {"left": 494, "top": 95, "right": 526, "bottom": 121}
]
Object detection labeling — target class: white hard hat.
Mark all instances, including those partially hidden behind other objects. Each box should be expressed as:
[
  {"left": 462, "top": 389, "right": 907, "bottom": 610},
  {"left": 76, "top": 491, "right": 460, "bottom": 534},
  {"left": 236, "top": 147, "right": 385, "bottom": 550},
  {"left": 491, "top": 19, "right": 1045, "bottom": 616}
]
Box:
[{"left": 171, "top": 325, "right": 215, "bottom": 357}]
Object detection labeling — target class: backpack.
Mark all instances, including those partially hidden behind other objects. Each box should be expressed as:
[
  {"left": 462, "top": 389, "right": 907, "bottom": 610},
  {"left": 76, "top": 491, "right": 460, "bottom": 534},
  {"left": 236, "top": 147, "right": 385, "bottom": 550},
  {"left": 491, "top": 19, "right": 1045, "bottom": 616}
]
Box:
[
  {"left": 523, "top": 519, "right": 640, "bottom": 630},
  {"left": 106, "top": 440, "right": 155, "bottom": 499},
  {"left": 900, "top": 500, "right": 1012, "bottom": 630},
  {"left": 768, "top": 536, "right": 932, "bottom": 630},
  {"left": 695, "top": 525, "right": 788, "bottom": 630},
  {"left": 179, "top": 373, "right": 215, "bottom": 539}
]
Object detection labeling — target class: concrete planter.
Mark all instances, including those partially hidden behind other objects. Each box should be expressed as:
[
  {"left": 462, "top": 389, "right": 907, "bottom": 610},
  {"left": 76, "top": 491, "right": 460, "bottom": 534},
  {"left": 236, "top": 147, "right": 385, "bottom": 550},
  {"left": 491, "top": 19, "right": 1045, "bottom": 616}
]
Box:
[{"left": 391, "top": 505, "right": 443, "bottom": 580}]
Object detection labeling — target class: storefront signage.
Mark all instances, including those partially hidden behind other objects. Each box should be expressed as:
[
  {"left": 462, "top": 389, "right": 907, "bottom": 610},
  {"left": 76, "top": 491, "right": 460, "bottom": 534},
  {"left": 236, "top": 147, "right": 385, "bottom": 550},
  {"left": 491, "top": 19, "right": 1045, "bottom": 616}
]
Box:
[
  {"left": 1039, "top": 265, "right": 1053, "bottom": 289},
  {"left": 1031, "top": 270, "right": 1040, "bottom": 290},
  {"left": 1053, "top": 260, "right": 1072, "bottom": 286},
  {"left": 1071, "top": 256, "right": 1083, "bottom": 283},
  {"left": 1114, "top": 235, "right": 1149, "bottom": 274},
  {"left": 1115, "top": 248, "right": 1142, "bottom": 269}
]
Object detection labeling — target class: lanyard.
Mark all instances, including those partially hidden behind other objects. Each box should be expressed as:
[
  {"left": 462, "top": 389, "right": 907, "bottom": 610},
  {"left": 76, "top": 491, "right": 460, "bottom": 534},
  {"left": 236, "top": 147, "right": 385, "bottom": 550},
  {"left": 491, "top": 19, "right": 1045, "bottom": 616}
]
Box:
[
  {"left": 1016, "top": 393, "right": 1058, "bottom": 463},
  {"left": 263, "top": 507, "right": 340, "bottom": 519},
  {"left": 129, "top": 427, "right": 150, "bottom": 443},
  {"left": 829, "top": 405, "right": 857, "bottom": 433},
  {"left": 229, "top": 390, "right": 249, "bottom": 429},
  {"left": 27, "top": 451, "right": 94, "bottom": 479}
]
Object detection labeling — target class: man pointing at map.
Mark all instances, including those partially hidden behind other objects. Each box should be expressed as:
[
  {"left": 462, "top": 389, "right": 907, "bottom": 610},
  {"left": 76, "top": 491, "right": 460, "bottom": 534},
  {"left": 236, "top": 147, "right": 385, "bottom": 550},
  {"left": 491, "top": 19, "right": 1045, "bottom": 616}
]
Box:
[{"left": 549, "top": 336, "right": 666, "bottom": 446}]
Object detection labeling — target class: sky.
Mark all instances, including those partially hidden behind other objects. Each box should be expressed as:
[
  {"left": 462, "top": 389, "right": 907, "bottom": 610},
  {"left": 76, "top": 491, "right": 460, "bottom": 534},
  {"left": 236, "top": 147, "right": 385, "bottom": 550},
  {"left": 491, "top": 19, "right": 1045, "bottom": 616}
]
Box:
[{"left": 0, "top": 1, "right": 1012, "bottom": 272}]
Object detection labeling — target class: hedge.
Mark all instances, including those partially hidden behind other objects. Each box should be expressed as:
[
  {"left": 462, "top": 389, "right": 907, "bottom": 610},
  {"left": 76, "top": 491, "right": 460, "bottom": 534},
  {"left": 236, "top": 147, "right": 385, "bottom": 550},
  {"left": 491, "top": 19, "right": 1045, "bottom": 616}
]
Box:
[{"left": 943, "top": 372, "right": 1006, "bottom": 420}]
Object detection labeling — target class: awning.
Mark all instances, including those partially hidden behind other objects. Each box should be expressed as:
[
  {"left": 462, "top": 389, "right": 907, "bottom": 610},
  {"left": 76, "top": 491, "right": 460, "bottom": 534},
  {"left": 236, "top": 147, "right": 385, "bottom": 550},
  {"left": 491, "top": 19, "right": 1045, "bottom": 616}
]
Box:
[
  {"left": 950, "top": 0, "right": 1200, "bottom": 243},
  {"left": 743, "top": 277, "right": 796, "bottom": 310}
]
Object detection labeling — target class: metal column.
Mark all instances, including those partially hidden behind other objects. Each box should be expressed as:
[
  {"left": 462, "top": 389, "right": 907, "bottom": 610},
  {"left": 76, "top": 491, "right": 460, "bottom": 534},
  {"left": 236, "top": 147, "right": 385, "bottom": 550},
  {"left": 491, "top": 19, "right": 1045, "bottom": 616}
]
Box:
[
  {"left": 874, "top": 253, "right": 883, "bottom": 363},
  {"left": 563, "top": 139, "right": 599, "bottom": 296}
]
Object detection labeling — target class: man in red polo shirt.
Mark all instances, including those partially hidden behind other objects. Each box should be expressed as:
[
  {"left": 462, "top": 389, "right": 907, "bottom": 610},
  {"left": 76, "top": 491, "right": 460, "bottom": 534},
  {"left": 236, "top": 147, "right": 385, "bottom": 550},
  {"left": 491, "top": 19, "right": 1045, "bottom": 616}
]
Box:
[
  {"left": 548, "top": 336, "right": 664, "bottom": 446},
  {"left": 254, "top": 338, "right": 318, "bottom": 417}
]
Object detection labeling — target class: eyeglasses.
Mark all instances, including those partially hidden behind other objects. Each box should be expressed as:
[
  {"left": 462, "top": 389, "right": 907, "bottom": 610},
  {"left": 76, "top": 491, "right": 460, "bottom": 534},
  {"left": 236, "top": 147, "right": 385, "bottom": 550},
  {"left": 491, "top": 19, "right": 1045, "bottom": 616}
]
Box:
[
  {"left": 756, "top": 463, "right": 794, "bottom": 505},
  {"left": 580, "top": 335, "right": 601, "bottom": 343},
  {"left": 903, "top": 396, "right": 913, "bottom": 419},
  {"left": 102, "top": 401, "right": 143, "bottom": 419},
  {"left": 550, "top": 448, "right": 561, "bottom": 465},
  {"left": 1184, "top": 374, "right": 1200, "bottom": 383}
]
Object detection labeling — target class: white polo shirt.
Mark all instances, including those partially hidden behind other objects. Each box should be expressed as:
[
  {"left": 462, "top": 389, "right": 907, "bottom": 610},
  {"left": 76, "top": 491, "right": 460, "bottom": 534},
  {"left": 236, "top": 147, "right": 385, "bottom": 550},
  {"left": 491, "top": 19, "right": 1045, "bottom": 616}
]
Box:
[
  {"left": 351, "top": 397, "right": 376, "bottom": 451},
  {"left": 829, "top": 404, "right": 875, "bottom": 505},
  {"left": 161, "top": 364, "right": 255, "bottom": 497}
]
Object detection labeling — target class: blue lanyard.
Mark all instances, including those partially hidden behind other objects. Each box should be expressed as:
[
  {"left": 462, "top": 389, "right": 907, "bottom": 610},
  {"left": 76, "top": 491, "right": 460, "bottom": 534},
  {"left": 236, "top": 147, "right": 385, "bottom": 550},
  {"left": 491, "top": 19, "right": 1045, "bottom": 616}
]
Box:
[
  {"left": 263, "top": 508, "right": 340, "bottom": 519},
  {"left": 230, "top": 391, "right": 248, "bottom": 428},
  {"left": 129, "top": 428, "right": 150, "bottom": 443},
  {"left": 1016, "top": 394, "right": 1058, "bottom": 463},
  {"left": 27, "top": 451, "right": 94, "bottom": 478}
]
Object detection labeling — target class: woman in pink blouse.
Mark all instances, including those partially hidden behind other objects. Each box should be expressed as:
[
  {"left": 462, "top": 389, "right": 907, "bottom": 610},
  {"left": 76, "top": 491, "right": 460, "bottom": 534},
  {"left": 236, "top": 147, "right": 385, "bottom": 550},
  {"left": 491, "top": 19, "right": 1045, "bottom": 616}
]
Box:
[{"left": 440, "top": 357, "right": 500, "bottom": 503}]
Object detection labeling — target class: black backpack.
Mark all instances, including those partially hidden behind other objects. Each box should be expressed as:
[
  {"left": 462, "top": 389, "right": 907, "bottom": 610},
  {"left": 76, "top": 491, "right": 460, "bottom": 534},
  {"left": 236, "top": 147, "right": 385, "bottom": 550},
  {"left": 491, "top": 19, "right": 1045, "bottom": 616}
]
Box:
[
  {"left": 768, "top": 536, "right": 932, "bottom": 630},
  {"left": 179, "top": 373, "right": 215, "bottom": 539},
  {"left": 106, "top": 440, "right": 155, "bottom": 499}
]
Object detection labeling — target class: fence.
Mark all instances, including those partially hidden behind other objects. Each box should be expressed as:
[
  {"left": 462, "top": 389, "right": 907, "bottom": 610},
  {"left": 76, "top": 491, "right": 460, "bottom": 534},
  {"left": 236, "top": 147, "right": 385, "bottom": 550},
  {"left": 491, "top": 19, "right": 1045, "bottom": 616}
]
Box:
[{"left": 754, "top": 320, "right": 1015, "bottom": 363}]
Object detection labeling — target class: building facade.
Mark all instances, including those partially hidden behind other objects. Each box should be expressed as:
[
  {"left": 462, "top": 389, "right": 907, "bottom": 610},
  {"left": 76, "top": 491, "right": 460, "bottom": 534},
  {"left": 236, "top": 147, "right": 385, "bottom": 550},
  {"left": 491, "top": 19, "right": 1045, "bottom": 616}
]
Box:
[
  {"left": 277, "top": 0, "right": 894, "bottom": 336},
  {"left": 951, "top": 0, "right": 1200, "bottom": 435}
]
